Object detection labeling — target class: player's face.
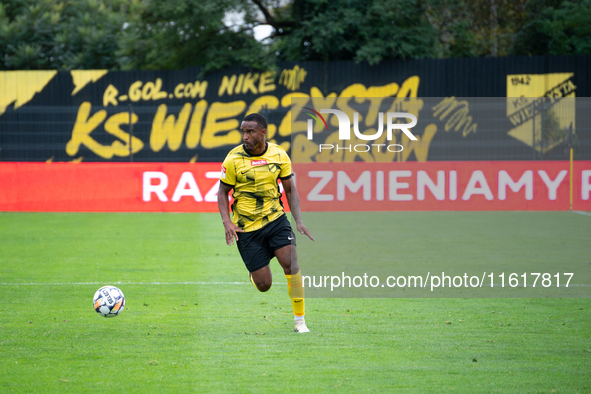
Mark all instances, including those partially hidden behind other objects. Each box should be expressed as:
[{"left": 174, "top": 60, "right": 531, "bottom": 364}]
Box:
[{"left": 240, "top": 121, "right": 266, "bottom": 153}]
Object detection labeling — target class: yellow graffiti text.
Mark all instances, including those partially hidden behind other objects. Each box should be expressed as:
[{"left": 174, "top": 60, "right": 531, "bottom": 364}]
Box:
[
  {"left": 151, "top": 103, "right": 193, "bottom": 152},
  {"left": 432, "top": 97, "right": 477, "bottom": 137},
  {"left": 218, "top": 72, "right": 276, "bottom": 97},
  {"left": 201, "top": 101, "right": 246, "bottom": 148},
  {"left": 279, "top": 92, "right": 310, "bottom": 137},
  {"left": 174, "top": 81, "right": 208, "bottom": 100},
  {"left": 80, "top": 75, "right": 438, "bottom": 162},
  {"left": 279, "top": 66, "right": 307, "bottom": 91},
  {"left": 186, "top": 100, "right": 208, "bottom": 149},
  {"left": 103, "top": 84, "right": 118, "bottom": 107},
  {"left": 66, "top": 102, "right": 143, "bottom": 159},
  {"left": 103, "top": 79, "right": 172, "bottom": 107}
]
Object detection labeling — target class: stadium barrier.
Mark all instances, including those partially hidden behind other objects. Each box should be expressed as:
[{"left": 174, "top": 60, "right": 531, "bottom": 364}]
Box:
[
  {"left": 1, "top": 56, "right": 590, "bottom": 163},
  {"left": 0, "top": 161, "right": 589, "bottom": 212}
]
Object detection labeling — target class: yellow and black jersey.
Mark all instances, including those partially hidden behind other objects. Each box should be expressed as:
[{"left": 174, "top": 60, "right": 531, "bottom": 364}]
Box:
[{"left": 220, "top": 142, "right": 292, "bottom": 232}]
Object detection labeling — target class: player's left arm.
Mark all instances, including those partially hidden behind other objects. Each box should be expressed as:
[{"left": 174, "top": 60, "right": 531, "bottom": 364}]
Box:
[{"left": 281, "top": 176, "right": 315, "bottom": 241}]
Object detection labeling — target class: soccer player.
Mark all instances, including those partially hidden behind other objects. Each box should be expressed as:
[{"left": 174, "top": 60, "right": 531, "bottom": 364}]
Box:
[{"left": 217, "top": 113, "right": 315, "bottom": 333}]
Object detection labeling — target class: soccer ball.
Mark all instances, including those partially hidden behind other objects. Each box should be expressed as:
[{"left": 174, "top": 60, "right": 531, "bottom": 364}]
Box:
[{"left": 93, "top": 286, "right": 125, "bottom": 317}]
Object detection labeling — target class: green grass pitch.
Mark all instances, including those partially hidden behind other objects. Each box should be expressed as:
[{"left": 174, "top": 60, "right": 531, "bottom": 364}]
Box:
[{"left": 0, "top": 212, "right": 590, "bottom": 393}]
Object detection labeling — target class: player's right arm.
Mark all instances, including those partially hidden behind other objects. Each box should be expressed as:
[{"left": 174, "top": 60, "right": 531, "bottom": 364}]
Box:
[
  {"left": 217, "top": 182, "right": 243, "bottom": 246},
  {"left": 217, "top": 157, "right": 243, "bottom": 246}
]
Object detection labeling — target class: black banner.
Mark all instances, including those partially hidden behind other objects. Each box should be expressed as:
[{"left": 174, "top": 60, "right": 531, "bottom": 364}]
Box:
[{"left": 0, "top": 55, "right": 589, "bottom": 162}]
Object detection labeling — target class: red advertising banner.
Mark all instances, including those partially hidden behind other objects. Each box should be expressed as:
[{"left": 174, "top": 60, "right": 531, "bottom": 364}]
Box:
[
  {"left": 0, "top": 162, "right": 589, "bottom": 212},
  {"left": 295, "top": 161, "right": 591, "bottom": 211},
  {"left": 0, "top": 163, "right": 225, "bottom": 212}
]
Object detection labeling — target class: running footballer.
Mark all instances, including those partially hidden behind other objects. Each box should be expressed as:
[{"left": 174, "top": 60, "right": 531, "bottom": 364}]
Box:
[{"left": 217, "top": 113, "right": 315, "bottom": 333}]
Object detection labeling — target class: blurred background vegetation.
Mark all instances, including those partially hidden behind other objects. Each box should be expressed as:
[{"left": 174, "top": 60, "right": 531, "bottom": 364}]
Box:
[{"left": 0, "top": 0, "right": 589, "bottom": 73}]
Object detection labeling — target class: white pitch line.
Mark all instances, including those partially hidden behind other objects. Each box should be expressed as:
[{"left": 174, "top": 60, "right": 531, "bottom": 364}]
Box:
[
  {"left": 0, "top": 282, "right": 587, "bottom": 287},
  {"left": 0, "top": 281, "right": 252, "bottom": 286},
  {"left": 573, "top": 211, "right": 591, "bottom": 216}
]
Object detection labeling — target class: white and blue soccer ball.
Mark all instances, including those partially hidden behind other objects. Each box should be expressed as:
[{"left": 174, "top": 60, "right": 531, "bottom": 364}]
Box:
[{"left": 93, "top": 286, "right": 125, "bottom": 317}]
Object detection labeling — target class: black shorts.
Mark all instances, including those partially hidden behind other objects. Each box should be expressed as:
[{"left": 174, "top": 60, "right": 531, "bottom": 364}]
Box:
[{"left": 236, "top": 214, "right": 296, "bottom": 273}]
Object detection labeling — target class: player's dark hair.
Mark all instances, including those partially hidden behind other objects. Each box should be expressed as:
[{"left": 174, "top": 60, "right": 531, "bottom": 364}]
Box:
[{"left": 243, "top": 113, "right": 267, "bottom": 130}]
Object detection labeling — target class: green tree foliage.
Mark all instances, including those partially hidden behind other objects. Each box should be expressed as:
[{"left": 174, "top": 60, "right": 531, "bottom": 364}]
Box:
[
  {"left": 255, "top": 0, "right": 438, "bottom": 64},
  {"left": 425, "top": 0, "right": 591, "bottom": 58},
  {"left": 0, "top": 0, "right": 270, "bottom": 72},
  {"left": 0, "top": 0, "right": 129, "bottom": 69},
  {"left": 512, "top": 0, "right": 591, "bottom": 56},
  {"left": 426, "top": 0, "right": 529, "bottom": 57},
  {"left": 116, "top": 0, "right": 273, "bottom": 73},
  {"left": 0, "top": 0, "right": 588, "bottom": 71}
]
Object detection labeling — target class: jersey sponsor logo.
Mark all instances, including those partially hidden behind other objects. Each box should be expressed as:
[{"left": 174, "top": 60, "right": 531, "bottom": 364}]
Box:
[
  {"left": 221, "top": 166, "right": 227, "bottom": 179},
  {"left": 251, "top": 160, "right": 268, "bottom": 166}
]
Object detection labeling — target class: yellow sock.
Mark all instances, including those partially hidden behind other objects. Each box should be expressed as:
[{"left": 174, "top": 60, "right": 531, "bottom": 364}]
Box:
[
  {"left": 285, "top": 270, "right": 305, "bottom": 316},
  {"left": 249, "top": 273, "right": 258, "bottom": 290}
]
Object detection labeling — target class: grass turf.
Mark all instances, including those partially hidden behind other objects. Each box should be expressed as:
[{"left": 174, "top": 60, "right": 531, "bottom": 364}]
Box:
[{"left": 0, "top": 212, "right": 589, "bottom": 393}]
